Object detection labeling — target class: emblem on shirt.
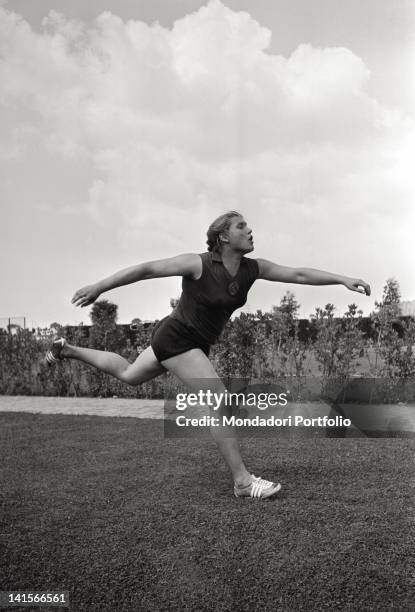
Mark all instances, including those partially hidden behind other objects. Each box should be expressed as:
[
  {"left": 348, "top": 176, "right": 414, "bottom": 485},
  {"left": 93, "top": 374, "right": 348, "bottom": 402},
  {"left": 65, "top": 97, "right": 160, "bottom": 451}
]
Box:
[{"left": 227, "top": 281, "right": 239, "bottom": 296}]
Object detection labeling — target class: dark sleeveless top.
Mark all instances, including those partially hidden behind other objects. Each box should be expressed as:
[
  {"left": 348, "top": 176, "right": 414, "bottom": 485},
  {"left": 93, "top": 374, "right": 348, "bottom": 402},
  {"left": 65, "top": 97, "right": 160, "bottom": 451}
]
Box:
[{"left": 171, "top": 251, "right": 259, "bottom": 344}]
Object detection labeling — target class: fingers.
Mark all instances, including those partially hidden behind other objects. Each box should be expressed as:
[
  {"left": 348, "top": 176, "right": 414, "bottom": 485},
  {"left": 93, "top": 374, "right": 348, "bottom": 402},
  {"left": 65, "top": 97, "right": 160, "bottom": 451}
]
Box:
[
  {"left": 348, "top": 280, "right": 371, "bottom": 296},
  {"left": 71, "top": 288, "right": 94, "bottom": 307},
  {"left": 74, "top": 299, "right": 91, "bottom": 308},
  {"left": 71, "top": 295, "right": 85, "bottom": 307},
  {"left": 358, "top": 281, "right": 371, "bottom": 296},
  {"left": 71, "top": 290, "right": 84, "bottom": 305},
  {"left": 354, "top": 281, "right": 371, "bottom": 296}
]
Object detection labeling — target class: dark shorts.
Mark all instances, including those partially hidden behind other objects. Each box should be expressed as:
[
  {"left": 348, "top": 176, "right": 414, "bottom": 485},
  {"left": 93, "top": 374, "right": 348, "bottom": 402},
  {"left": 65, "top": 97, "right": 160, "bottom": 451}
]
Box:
[{"left": 150, "top": 316, "right": 211, "bottom": 363}]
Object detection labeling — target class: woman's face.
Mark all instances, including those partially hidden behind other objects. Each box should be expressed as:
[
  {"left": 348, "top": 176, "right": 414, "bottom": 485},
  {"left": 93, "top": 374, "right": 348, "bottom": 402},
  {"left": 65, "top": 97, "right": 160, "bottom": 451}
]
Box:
[{"left": 222, "top": 216, "right": 254, "bottom": 253}]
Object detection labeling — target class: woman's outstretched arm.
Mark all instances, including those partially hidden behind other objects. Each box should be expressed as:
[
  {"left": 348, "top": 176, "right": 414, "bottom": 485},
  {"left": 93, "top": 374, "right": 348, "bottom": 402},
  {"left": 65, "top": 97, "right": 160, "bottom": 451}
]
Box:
[
  {"left": 257, "top": 258, "right": 371, "bottom": 296},
  {"left": 71, "top": 253, "right": 202, "bottom": 308}
]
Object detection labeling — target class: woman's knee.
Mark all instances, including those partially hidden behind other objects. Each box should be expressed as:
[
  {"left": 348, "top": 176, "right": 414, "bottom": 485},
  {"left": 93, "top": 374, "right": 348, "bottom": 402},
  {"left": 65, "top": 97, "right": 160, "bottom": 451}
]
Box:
[{"left": 118, "top": 348, "right": 165, "bottom": 386}]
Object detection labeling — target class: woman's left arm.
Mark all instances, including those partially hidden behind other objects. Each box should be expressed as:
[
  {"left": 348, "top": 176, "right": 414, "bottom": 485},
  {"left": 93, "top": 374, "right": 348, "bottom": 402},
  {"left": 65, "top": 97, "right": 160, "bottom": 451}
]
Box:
[{"left": 257, "top": 258, "right": 371, "bottom": 296}]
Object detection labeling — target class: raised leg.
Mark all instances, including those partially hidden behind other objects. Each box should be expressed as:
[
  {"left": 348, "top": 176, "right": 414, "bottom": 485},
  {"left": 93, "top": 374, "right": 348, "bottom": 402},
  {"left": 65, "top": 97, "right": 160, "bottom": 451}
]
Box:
[{"left": 61, "top": 343, "right": 166, "bottom": 385}]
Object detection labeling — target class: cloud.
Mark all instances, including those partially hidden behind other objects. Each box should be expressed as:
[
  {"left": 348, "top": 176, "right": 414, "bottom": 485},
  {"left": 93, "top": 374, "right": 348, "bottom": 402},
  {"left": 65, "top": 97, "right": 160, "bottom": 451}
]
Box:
[{"left": 1, "top": 0, "right": 413, "bottom": 309}]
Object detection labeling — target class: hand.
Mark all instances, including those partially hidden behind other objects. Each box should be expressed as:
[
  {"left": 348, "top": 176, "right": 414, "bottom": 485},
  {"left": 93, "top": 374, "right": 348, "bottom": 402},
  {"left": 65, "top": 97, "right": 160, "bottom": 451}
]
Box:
[
  {"left": 71, "top": 284, "right": 101, "bottom": 307},
  {"left": 343, "top": 278, "right": 371, "bottom": 296}
]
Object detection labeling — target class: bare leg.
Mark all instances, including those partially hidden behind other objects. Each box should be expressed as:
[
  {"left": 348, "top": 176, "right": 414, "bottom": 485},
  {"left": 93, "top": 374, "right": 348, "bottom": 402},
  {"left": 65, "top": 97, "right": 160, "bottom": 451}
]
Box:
[
  {"left": 161, "top": 349, "right": 252, "bottom": 487},
  {"left": 61, "top": 343, "right": 166, "bottom": 385},
  {"left": 57, "top": 342, "right": 279, "bottom": 494}
]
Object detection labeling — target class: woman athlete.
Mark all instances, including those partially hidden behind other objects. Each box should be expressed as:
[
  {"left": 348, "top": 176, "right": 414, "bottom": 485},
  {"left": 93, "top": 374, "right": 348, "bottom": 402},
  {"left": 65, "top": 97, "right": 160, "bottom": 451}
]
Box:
[{"left": 46, "top": 211, "right": 371, "bottom": 499}]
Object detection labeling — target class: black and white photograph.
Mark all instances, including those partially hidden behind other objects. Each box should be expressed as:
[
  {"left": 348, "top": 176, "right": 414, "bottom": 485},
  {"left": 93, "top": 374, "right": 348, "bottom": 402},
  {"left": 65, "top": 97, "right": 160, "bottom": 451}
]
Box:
[{"left": 1, "top": 1, "right": 414, "bottom": 610}]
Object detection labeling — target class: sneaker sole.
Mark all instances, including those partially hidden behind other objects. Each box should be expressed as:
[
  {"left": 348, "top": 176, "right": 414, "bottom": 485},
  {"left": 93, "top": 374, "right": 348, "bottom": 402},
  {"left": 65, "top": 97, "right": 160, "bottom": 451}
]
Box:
[{"left": 234, "top": 482, "right": 282, "bottom": 499}]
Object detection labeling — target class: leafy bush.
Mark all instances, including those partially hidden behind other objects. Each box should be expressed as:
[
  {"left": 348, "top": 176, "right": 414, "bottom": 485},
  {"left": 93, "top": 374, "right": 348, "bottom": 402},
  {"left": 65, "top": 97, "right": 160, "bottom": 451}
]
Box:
[{"left": 1, "top": 283, "right": 414, "bottom": 402}]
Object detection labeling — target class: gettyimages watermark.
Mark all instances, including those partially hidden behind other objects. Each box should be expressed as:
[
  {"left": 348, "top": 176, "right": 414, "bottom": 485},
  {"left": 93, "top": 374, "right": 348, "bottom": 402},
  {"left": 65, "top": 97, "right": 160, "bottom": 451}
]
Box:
[
  {"left": 163, "top": 378, "right": 415, "bottom": 438},
  {"left": 173, "top": 389, "right": 349, "bottom": 427},
  {"left": 175, "top": 388, "right": 289, "bottom": 411}
]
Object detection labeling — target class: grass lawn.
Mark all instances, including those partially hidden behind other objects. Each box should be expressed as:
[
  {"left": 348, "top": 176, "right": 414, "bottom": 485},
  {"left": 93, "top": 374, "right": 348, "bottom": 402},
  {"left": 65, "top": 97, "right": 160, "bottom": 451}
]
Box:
[{"left": 1, "top": 411, "right": 414, "bottom": 611}]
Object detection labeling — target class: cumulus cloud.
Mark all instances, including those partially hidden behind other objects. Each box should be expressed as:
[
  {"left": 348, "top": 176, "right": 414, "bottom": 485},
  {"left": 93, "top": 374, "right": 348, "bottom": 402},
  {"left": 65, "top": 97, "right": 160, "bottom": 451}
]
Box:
[{"left": 1, "top": 0, "right": 413, "bottom": 319}]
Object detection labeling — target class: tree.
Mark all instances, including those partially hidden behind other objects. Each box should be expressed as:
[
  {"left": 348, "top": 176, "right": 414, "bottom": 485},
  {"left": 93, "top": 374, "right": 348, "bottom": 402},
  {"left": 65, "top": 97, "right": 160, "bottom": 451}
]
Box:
[
  {"left": 88, "top": 300, "right": 119, "bottom": 396},
  {"left": 370, "top": 278, "right": 415, "bottom": 396},
  {"left": 49, "top": 322, "right": 64, "bottom": 336},
  {"left": 379, "top": 277, "right": 401, "bottom": 310},
  {"left": 252, "top": 310, "right": 274, "bottom": 380},
  {"left": 278, "top": 291, "right": 300, "bottom": 319},
  {"left": 312, "top": 303, "right": 365, "bottom": 401},
  {"left": 269, "top": 293, "right": 307, "bottom": 397},
  {"left": 371, "top": 278, "right": 402, "bottom": 372},
  {"left": 89, "top": 299, "right": 118, "bottom": 350},
  {"left": 90, "top": 300, "right": 118, "bottom": 328},
  {"left": 373, "top": 278, "right": 401, "bottom": 341},
  {"left": 271, "top": 291, "right": 300, "bottom": 352}
]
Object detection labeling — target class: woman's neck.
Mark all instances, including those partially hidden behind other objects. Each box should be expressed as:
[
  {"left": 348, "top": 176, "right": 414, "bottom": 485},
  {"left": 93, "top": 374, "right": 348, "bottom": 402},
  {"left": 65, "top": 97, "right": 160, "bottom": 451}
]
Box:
[{"left": 219, "top": 247, "right": 242, "bottom": 274}]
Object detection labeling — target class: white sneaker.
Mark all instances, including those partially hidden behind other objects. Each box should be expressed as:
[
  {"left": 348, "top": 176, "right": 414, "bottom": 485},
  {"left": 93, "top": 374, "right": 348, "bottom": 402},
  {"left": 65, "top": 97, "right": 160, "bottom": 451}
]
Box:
[{"left": 234, "top": 475, "right": 281, "bottom": 499}]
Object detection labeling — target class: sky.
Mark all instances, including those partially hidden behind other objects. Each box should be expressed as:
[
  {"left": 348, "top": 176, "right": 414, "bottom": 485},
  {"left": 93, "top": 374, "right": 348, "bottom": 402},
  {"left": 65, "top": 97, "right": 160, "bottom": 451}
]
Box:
[{"left": 1, "top": 0, "right": 414, "bottom": 328}]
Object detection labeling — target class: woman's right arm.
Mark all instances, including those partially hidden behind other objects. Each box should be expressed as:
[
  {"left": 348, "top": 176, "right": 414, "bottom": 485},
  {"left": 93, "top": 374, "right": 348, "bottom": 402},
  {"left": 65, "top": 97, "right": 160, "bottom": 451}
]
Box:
[{"left": 71, "top": 253, "right": 201, "bottom": 308}]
